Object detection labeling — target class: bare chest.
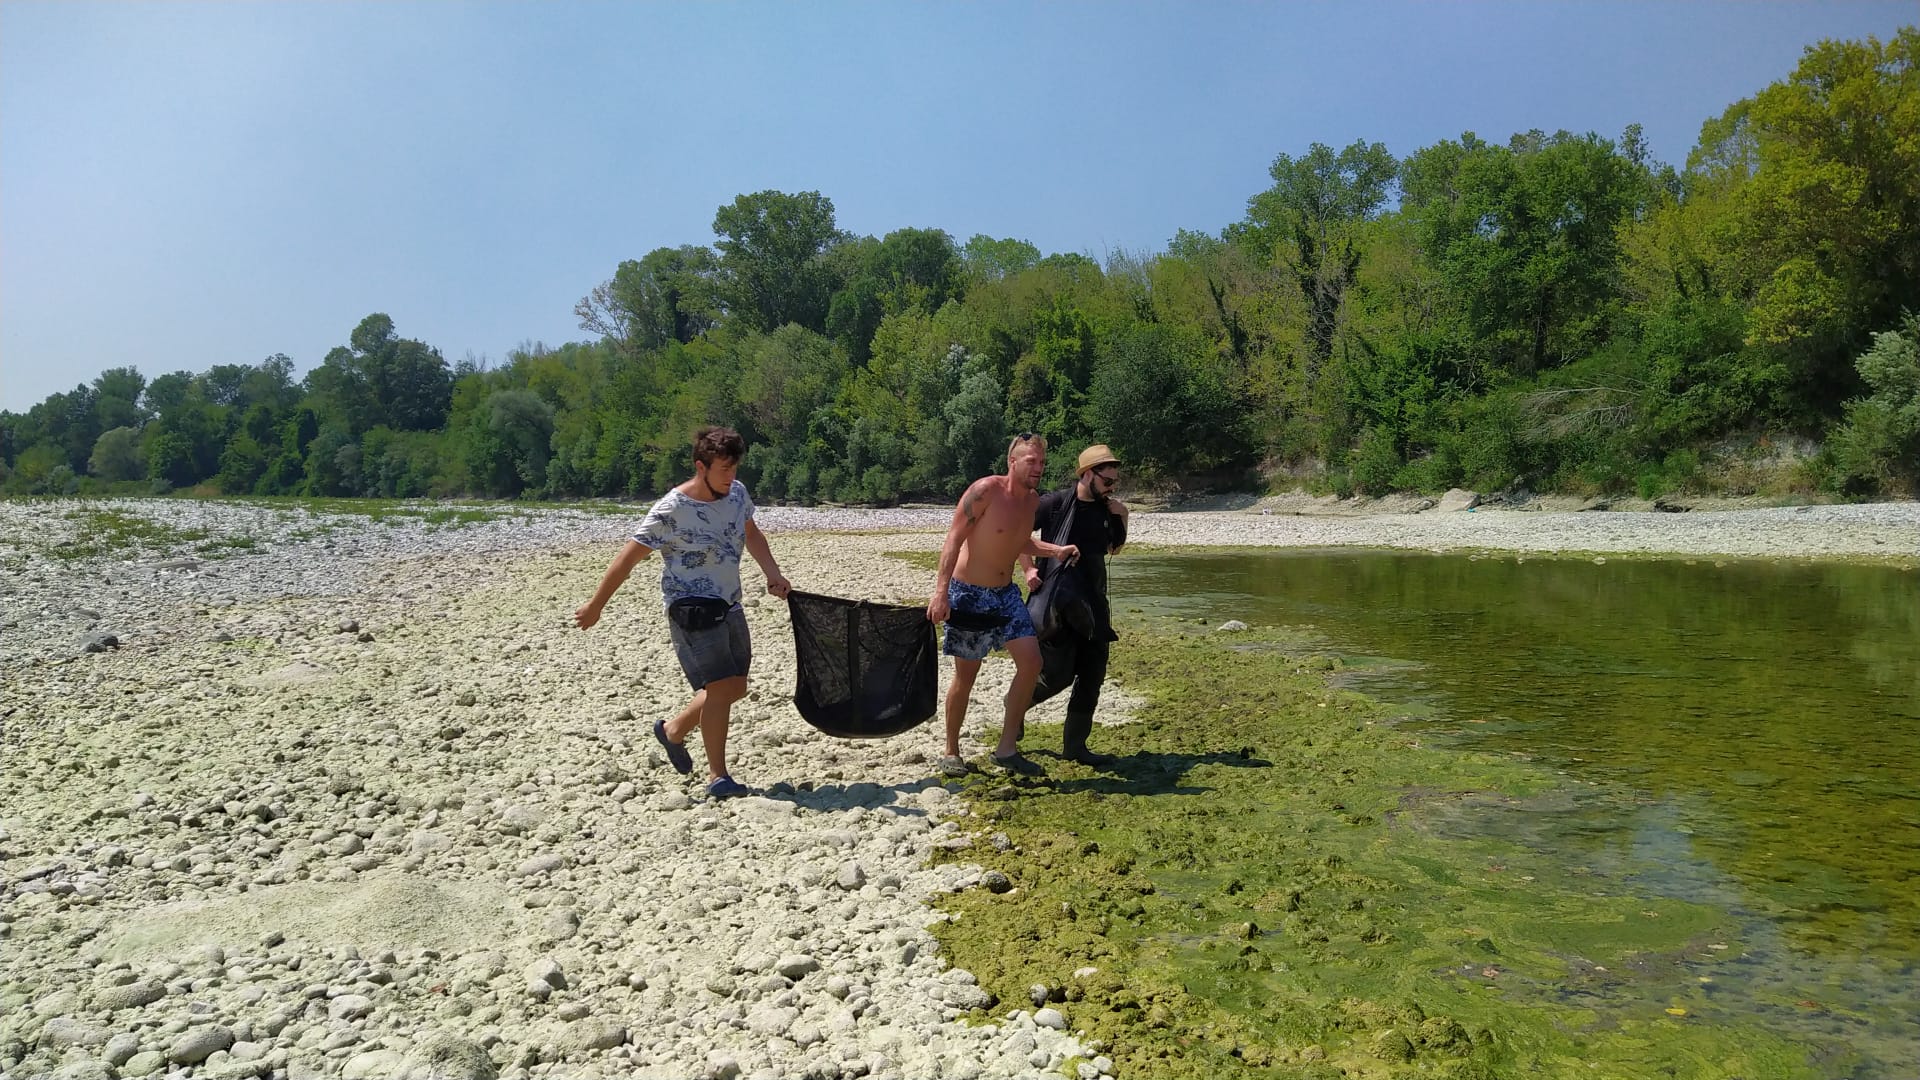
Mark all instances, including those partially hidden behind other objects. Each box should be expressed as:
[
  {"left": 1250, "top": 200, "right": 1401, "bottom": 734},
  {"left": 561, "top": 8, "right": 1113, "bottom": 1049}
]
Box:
[{"left": 975, "top": 491, "right": 1035, "bottom": 543}]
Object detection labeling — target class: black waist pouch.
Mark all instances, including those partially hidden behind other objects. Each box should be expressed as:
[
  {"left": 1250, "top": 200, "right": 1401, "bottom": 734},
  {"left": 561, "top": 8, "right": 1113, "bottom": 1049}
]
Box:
[
  {"left": 945, "top": 608, "right": 1010, "bottom": 633},
  {"left": 668, "top": 596, "right": 733, "bottom": 632}
]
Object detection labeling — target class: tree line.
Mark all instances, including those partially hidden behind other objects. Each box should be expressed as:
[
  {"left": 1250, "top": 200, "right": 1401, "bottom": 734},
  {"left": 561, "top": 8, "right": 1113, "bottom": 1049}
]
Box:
[{"left": 4, "top": 29, "right": 1916, "bottom": 502}]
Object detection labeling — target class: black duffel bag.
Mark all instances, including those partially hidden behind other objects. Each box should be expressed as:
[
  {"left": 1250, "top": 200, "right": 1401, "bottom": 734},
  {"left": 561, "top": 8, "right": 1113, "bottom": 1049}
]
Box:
[{"left": 1026, "top": 499, "right": 1097, "bottom": 642}]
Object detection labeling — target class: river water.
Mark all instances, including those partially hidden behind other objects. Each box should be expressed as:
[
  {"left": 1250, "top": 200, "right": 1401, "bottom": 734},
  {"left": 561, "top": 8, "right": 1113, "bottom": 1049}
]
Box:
[{"left": 1113, "top": 549, "right": 1920, "bottom": 1077}]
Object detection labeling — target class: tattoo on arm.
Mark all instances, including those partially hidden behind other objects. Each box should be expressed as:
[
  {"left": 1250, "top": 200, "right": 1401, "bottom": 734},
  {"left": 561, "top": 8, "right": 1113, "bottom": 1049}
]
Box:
[{"left": 960, "top": 487, "right": 985, "bottom": 526}]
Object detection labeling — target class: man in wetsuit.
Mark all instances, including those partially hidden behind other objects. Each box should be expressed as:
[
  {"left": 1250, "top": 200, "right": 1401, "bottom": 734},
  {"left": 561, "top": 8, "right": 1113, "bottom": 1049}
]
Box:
[
  {"left": 927, "top": 433, "right": 1080, "bottom": 776},
  {"left": 1020, "top": 444, "right": 1129, "bottom": 767}
]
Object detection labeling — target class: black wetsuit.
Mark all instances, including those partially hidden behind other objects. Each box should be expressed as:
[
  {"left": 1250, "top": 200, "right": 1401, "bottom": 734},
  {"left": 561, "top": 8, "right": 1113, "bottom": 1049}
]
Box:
[{"left": 1031, "top": 485, "right": 1127, "bottom": 717}]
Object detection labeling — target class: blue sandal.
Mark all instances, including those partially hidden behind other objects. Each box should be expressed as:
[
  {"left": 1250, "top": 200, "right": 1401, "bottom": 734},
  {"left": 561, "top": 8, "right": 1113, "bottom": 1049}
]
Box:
[
  {"left": 654, "top": 719, "right": 693, "bottom": 775},
  {"left": 707, "top": 775, "right": 750, "bottom": 799}
]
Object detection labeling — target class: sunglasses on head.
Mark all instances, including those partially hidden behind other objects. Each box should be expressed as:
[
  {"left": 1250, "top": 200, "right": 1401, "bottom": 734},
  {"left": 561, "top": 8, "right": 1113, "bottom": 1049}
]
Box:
[{"left": 1013, "top": 431, "right": 1039, "bottom": 443}]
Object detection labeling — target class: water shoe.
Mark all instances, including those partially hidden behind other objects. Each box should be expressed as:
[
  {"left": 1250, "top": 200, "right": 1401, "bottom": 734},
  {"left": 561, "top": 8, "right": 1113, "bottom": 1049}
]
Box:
[{"left": 654, "top": 719, "right": 693, "bottom": 775}]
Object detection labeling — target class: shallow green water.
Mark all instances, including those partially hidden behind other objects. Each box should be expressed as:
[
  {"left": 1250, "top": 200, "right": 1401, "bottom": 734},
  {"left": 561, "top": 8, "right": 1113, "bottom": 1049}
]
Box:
[{"left": 1114, "top": 549, "right": 1920, "bottom": 1077}]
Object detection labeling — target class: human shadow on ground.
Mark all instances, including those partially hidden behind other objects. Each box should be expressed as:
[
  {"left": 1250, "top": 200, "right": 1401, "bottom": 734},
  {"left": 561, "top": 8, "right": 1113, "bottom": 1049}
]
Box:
[
  {"left": 713, "top": 747, "right": 1269, "bottom": 813},
  {"left": 750, "top": 777, "right": 943, "bottom": 817},
  {"left": 966, "top": 747, "right": 1273, "bottom": 798}
]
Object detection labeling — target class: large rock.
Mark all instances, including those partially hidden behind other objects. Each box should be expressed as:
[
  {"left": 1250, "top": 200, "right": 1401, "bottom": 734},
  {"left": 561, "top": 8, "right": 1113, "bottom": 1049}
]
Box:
[
  {"left": 38, "top": 1017, "right": 110, "bottom": 1048},
  {"left": 1435, "top": 488, "right": 1480, "bottom": 513},
  {"left": 167, "top": 1025, "right": 233, "bottom": 1064},
  {"left": 524, "top": 957, "right": 566, "bottom": 989},
  {"left": 400, "top": 1033, "right": 498, "bottom": 1080},
  {"left": 93, "top": 980, "right": 166, "bottom": 1011},
  {"left": 774, "top": 954, "right": 819, "bottom": 980},
  {"left": 122, "top": 1051, "right": 167, "bottom": 1076},
  {"left": 567, "top": 1021, "right": 627, "bottom": 1053},
  {"left": 343, "top": 1050, "right": 406, "bottom": 1079}
]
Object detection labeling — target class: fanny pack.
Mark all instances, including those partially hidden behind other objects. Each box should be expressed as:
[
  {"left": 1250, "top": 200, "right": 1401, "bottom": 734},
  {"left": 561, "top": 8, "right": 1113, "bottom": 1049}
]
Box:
[
  {"left": 945, "top": 608, "right": 1010, "bottom": 633},
  {"left": 668, "top": 596, "right": 733, "bottom": 632}
]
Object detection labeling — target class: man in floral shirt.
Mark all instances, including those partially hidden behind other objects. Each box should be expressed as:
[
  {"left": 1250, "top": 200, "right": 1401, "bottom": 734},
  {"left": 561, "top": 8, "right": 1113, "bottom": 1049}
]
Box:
[{"left": 574, "top": 426, "right": 791, "bottom": 798}]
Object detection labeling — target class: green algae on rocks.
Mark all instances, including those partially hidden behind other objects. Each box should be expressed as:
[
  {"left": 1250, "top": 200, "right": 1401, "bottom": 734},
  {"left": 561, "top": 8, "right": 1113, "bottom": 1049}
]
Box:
[{"left": 928, "top": 622, "right": 1826, "bottom": 1079}]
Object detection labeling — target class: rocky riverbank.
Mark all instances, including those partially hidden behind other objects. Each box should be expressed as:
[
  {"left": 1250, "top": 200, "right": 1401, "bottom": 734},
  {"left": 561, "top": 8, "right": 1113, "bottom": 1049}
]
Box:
[{"left": 2, "top": 496, "right": 1913, "bottom": 1080}]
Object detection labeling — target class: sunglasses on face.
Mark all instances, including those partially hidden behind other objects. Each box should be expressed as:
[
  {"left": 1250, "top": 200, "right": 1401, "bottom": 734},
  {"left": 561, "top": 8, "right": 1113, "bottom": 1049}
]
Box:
[{"left": 1093, "top": 467, "right": 1119, "bottom": 481}]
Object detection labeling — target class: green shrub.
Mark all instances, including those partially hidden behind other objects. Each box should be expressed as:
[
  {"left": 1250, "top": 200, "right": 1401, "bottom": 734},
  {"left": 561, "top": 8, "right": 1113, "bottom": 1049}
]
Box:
[
  {"left": 1350, "top": 427, "right": 1402, "bottom": 495},
  {"left": 1392, "top": 448, "right": 1461, "bottom": 493},
  {"left": 1826, "top": 316, "right": 1920, "bottom": 496}
]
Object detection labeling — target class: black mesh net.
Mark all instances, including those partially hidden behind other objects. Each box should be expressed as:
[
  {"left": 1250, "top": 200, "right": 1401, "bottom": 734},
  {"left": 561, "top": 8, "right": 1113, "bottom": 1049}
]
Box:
[{"left": 786, "top": 591, "right": 938, "bottom": 739}]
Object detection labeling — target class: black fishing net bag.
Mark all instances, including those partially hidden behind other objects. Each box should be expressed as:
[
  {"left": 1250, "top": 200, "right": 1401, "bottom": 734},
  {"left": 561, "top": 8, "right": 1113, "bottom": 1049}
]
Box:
[{"left": 786, "top": 591, "right": 938, "bottom": 738}]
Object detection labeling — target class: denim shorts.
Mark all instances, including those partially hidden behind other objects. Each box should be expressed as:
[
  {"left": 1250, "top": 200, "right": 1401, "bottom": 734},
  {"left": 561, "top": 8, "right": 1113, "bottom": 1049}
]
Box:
[
  {"left": 668, "top": 605, "right": 751, "bottom": 690},
  {"left": 942, "top": 580, "right": 1036, "bottom": 661}
]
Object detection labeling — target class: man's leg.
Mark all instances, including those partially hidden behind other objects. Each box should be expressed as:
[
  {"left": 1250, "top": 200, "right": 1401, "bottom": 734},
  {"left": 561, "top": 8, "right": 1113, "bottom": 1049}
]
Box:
[
  {"left": 1062, "top": 638, "right": 1113, "bottom": 766},
  {"left": 999, "top": 636, "right": 1044, "bottom": 758},
  {"left": 663, "top": 691, "right": 705, "bottom": 743},
  {"left": 944, "top": 659, "right": 981, "bottom": 759},
  {"left": 696, "top": 675, "right": 747, "bottom": 781}
]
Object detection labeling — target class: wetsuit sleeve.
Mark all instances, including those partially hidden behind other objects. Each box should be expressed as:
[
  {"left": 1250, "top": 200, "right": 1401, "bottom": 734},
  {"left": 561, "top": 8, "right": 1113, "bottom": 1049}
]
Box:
[{"left": 1033, "top": 490, "right": 1057, "bottom": 534}]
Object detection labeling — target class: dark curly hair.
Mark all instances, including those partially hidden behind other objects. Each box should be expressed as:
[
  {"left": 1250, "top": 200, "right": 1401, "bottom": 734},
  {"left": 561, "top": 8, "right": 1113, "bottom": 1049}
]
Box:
[{"left": 692, "top": 425, "right": 746, "bottom": 466}]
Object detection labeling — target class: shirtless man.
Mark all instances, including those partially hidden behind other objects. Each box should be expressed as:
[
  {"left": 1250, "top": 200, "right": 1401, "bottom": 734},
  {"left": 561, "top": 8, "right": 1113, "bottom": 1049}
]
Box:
[{"left": 927, "top": 433, "right": 1080, "bottom": 776}]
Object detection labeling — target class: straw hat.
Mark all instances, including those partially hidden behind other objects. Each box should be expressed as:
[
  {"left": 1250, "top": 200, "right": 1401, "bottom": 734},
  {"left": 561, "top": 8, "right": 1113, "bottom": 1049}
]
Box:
[{"left": 1076, "top": 444, "right": 1121, "bottom": 476}]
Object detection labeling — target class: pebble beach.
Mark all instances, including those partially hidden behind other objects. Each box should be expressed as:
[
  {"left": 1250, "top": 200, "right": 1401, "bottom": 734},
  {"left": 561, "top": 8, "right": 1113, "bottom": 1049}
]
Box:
[{"left": 3, "top": 496, "right": 1915, "bottom": 1080}]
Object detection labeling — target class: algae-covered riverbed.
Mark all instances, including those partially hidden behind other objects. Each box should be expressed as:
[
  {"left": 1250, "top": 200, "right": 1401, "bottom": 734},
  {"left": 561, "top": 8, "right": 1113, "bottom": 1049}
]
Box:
[{"left": 931, "top": 551, "right": 1919, "bottom": 1079}]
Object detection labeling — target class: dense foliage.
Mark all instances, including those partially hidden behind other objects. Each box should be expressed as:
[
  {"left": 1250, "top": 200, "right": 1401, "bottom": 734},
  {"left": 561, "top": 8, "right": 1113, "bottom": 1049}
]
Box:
[{"left": 5, "top": 30, "right": 1916, "bottom": 501}]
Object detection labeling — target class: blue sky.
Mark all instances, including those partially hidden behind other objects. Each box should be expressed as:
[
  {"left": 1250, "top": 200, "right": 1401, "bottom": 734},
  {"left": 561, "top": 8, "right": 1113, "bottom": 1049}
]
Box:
[{"left": 2, "top": 1, "right": 1912, "bottom": 413}]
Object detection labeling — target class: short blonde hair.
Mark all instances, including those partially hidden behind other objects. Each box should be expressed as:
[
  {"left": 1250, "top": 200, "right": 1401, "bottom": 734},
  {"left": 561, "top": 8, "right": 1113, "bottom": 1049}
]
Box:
[{"left": 1008, "top": 431, "right": 1047, "bottom": 456}]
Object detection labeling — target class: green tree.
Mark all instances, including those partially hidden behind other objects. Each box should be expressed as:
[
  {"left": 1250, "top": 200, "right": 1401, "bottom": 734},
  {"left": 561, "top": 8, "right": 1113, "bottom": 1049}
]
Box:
[
  {"left": 828, "top": 227, "right": 963, "bottom": 363},
  {"left": 6, "top": 444, "right": 72, "bottom": 494},
  {"left": 943, "top": 362, "right": 1008, "bottom": 484},
  {"left": 197, "top": 364, "right": 254, "bottom": 406},
  {"left": 142, "top": 371, "right": 194, "bottom": 414},
  {"left": 1405, "top": 130, "right": 1647, "bottom": 378},
  {"left": 575, "top": 245, "right": 721, "bottom": 353},
  {"left": 1706, "top": 29, "right": 1920, "bottom": 408},
  {"left": 88, "top": 426, "right": 145, "bottom": 482},
  {"left": 255, "top": 354, "right": 299, "bottom": 408},
  {"left": 300, "top": 426, "right": 357, "bottom": 497},
  {"left": 25, "top": 385, "right": 103, "bottom": 473},
  {"left": 735, "top": 326, "right": 844, "bottom": 447},
  {"left": 144, "top": 401, "right": 227, "bottom": 487},
  {"left": 92, "top": 367, "right": 148, "bottom": 431},
  {"left": 1828, "top": 314, "right": 1920, "bottom": 494},
  {"left": 306, "top": 315, "right": 452, "bottom": 434},
  {"left": 960, "top": 235, "right": 1042, "bottom": 284},
  {"left": 465, "top": 389, "right": 556, "bottom": 497},
  {"left": 304, "top": 347, "right": 379, "bottom": 434},
  {"left": 712, "top": 190, "right": 845, "bottom": 333},
  {"left": 1234, "top": 140, "right": 1398, "bottom": 373},
  {"left": 216, "top": 434, "right": 270, "bottom": 493},
  {"left": 1087, "top": 323, "right": 1254, "bottom": 476}
]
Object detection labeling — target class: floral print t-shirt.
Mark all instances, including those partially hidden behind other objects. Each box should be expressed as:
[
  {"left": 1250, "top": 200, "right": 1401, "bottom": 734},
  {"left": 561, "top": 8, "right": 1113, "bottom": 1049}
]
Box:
[{"left": 633, "top": 481, "right": 754, "bottom": 608}]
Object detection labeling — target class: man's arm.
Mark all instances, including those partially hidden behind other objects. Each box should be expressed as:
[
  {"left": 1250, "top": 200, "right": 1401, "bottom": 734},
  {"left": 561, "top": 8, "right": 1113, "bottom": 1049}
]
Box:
[
  {"left": 928, "top": 479, "right": 990, "bottom": 622},
  {"left": 1107, "top": 497, "right": 1129, "bottom": 554},
  {"left": 743, "top": 518, "right": 791, "bottom": 598},
  {"left": 575, "top": 540, "right": 652, "bottom": 630},
  {"left": 1021, "top": 534, "right": 1078, "bottom": 564}
]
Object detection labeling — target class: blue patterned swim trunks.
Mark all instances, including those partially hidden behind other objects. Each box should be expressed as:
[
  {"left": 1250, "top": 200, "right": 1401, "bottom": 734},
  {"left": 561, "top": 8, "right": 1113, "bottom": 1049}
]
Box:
[{"left": 942, "top": 580, "right": 1037, "bottom": 660}]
